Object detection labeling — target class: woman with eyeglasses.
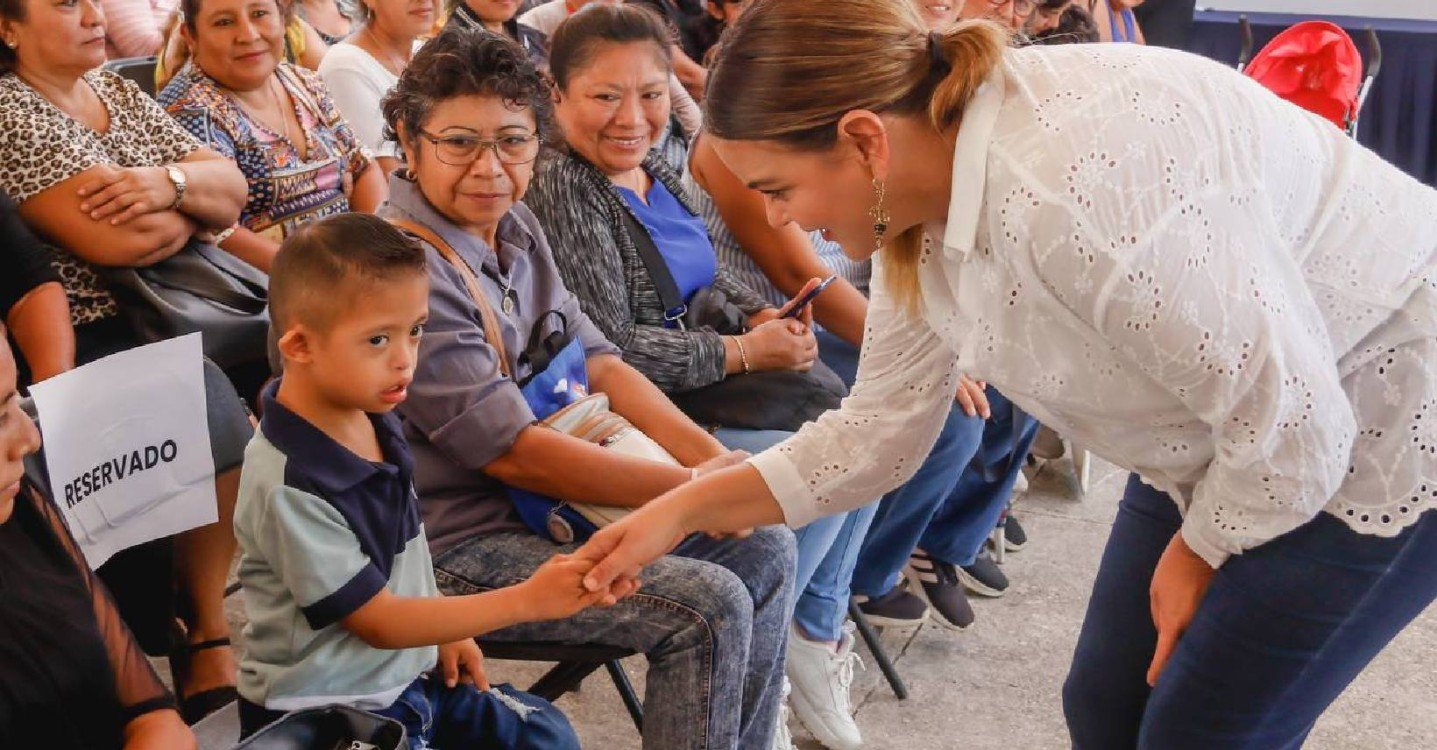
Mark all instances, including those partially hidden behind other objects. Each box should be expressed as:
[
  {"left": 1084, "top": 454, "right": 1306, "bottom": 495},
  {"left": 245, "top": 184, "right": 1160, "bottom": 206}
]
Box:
[
  {"left": 959, "top": 0, "right": 1032, "bottom": 31},
  {"left": 378, "top": 26, "right": 796, "bottom": 750},
  {"left": 914, "top": 0, "right": 1037, "bottom": 36},
  {"left": 571, "top": 0, "right": 1437, "bottom": 748}
]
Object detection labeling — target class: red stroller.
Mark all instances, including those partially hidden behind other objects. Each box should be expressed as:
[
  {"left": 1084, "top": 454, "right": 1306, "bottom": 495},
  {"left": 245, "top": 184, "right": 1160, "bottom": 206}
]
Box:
[{"left": 1236, "top": 18, "right": 1383, "bottom": 138}]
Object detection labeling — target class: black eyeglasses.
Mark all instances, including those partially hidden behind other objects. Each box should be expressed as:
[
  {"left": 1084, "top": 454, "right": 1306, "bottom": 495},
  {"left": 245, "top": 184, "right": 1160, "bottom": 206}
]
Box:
[
  {"left": 416, "top": 130, "right": 541, "bottom": 167},
  {"left": 988, "top": 0, "right": 1036, "bottom": 18}
]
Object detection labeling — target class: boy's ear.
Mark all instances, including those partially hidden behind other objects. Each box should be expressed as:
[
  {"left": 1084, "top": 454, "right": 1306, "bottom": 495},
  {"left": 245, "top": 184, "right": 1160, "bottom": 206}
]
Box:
[{"left": 276, "top": 326, "right": 315, "bottom": 365}]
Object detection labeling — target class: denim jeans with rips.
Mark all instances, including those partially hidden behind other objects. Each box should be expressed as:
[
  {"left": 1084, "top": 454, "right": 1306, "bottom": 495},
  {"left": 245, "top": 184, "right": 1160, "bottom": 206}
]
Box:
[
  {"left": 432, "top": 526, "right": 797, "bottom": 750},
  {"left": 374, "top": 676, "right": 579, "bottom": 750}
]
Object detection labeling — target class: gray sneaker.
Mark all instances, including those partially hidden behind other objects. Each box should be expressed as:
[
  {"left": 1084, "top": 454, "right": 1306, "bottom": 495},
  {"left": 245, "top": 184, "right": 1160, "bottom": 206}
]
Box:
[
  {"left": 853, "top": 584, "right": 929, "bottom": 629},
  {"left": 958, "top": 553, "right": 1010, "bottom": 598}
]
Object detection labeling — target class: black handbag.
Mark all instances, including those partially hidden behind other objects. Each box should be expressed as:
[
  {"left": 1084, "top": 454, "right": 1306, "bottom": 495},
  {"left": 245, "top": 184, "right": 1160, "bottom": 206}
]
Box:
[
  {"left": 106, "top": 240, "right": 270, "bottom": 371},
  {"left": 233, "top": 705, "right": 406, "bottom": 750},
  {"left": 620, "top": 211, "right": 846, "bottom": 432}
]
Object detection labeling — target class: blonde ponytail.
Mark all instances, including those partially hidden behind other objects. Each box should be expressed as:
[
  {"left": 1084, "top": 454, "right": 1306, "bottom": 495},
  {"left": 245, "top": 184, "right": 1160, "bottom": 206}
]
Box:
[
  {"left": 885, "top": 20, "right": 1008, "bottom": 312},
  {"left": 928, "top": 20, "right": 1009, "bottom": 133},
  {"left": 706, "top": 0, "right": 1010, "bottom": 314}
]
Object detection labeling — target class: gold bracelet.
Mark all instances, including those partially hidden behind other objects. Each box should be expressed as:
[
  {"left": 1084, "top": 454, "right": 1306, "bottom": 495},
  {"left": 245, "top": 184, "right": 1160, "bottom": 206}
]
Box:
[{"left": 732, "top": 335, "right": 751, "bottom": 375}]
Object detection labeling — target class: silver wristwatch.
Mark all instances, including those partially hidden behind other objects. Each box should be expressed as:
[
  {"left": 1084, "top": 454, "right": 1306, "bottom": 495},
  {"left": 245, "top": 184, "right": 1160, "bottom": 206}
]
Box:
[{"left": 165, "top": 165, "right": 188, "bottom": 210}]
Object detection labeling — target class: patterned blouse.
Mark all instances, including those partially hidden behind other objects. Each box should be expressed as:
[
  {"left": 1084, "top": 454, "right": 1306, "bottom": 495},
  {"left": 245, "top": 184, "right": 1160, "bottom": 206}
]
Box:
[
  {"left": 0, "top": 70, "right": 200, "bottom": 326},
  {"left": 159, "top": 62, "right": 371, "bottom": 241}
]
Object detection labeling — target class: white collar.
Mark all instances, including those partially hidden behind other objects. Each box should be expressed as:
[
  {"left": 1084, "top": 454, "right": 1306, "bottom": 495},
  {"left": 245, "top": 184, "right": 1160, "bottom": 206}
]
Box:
[{"left": 941, "top": 63, "right": 1007, "bottom": 260}]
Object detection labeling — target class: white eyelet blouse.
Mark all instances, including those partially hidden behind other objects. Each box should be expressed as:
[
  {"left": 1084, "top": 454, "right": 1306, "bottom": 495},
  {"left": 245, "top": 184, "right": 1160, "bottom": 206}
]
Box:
[{"left": 747, "top": 42, "right": 1437, "bottom": 568}]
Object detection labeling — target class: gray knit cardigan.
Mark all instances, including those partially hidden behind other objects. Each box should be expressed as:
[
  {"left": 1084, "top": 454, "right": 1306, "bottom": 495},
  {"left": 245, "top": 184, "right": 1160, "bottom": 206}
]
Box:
[{"left": 524, "top": 143, "right": 772, "bottom": 393}]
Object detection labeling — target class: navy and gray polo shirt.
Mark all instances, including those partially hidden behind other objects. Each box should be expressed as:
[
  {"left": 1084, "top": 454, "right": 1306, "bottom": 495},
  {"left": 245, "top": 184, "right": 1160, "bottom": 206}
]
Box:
[{"left": 234, "top": 381, "right": 438, "bottom": 712}]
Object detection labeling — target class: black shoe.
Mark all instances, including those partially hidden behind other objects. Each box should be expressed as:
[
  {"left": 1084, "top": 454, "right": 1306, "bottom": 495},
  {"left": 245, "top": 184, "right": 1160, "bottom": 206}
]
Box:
[
  {"left": 1004, "top": 514, "right": 1028, "bottom": 552},
  {"left": 904, "top": 551, "right": 976, "bottom": 631},
  {"left": 168, "top": 630, "right": 238, "bottom": 725},
  {"left": 958, "top": 554, "right": 1010, "bottom": 598},
  {"left": 853, "top": 585, "right": 929, "bottom": 629}
]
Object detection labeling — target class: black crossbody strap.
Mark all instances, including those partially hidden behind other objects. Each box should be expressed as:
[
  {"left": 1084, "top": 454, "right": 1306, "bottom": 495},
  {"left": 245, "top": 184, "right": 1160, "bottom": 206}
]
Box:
[{"left": 619, "top": 209, "right": 689, "bottom": 327}]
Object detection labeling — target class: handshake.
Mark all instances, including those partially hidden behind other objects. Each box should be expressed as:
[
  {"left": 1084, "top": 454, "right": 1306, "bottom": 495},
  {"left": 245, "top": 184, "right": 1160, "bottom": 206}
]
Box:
[{"left": 521, "top": 448, "right": 753, "bottom": 620}]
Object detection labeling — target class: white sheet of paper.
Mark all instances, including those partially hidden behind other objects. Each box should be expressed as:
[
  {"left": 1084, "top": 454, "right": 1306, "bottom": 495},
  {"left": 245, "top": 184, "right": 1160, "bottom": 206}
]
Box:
[{"left": 29, "top": 334, "right": 219, "bottom": 568}]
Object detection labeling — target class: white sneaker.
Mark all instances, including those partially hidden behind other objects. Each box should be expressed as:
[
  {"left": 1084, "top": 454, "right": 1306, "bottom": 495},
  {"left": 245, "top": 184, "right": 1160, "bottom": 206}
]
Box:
[
  {"left": 772, "top": 677, "right": 797, "bottom": 750},
  {"left": 787, "top": 624, "right": 864, "bottom": 750}
]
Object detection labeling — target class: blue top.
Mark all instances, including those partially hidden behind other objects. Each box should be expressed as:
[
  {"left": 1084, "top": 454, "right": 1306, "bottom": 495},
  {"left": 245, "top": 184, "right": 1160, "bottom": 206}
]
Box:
[
  {"left": 1111, "top": 6, "right": 1138, "bottom": 43},
  {"left": 234, "top": 380, "right": 438, "bottom": 712},
  {"left": 618, "top": 176, "right": 718, "bottom": 307}
]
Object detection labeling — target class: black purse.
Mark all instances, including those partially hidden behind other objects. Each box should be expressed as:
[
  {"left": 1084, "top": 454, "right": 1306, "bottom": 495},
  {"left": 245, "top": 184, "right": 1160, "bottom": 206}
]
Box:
[
  {"left": 106, "top": 239, "right": 271, "bottom": 371},
  {"left": 620, "top": 211, "right": 846, "bottom": 432}
]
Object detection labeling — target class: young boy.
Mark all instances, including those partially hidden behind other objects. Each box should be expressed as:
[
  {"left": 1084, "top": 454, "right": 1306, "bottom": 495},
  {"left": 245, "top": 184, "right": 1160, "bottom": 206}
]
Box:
[{"left": 235, "top": 214, "right": 625, "bottom": 747}]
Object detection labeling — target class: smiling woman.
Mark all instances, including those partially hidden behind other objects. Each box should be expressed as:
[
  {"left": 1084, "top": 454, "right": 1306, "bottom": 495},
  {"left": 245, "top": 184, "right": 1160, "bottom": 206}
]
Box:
[
  {"left": 375, "top": 27, "right": 798, "bottom": 750},
  {"left": 442, "top": 0, "right": 547, "bottom": 67},
  {"left": 158, "top": 0, "right": 387, "bottom": 274},
  {"left": 572, "top": 2, "right": 1437, "bottom": 749},
  {"left": 317, "top": 0, "right": 433, "bottom": 173},
  {"left": 0, "top": 0, "right": 268, "bottom": 724}
]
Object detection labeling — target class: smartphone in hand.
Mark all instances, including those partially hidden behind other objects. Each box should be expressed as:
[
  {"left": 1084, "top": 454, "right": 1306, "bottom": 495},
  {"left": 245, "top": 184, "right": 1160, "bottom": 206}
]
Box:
[{"left": 780, "top": 275, "right": 839, "bottom": 319}]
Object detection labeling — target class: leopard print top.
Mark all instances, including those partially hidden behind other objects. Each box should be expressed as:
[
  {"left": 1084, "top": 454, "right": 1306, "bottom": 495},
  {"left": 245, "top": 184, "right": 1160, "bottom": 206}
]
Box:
[{"left": 0, "top": 70, "right": 200, "bottom": 325}]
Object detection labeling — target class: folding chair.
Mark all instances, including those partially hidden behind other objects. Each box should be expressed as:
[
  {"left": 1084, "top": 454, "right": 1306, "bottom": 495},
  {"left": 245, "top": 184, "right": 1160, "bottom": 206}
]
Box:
[
  {"left": 475, "top": 640, "right": 646, "bottom": 731},
  {"left": 104, "top": 56, "right": 160, "bottom": 98},
  {"left": 846, "top": 601, "right": 909, "bottom": 700}
]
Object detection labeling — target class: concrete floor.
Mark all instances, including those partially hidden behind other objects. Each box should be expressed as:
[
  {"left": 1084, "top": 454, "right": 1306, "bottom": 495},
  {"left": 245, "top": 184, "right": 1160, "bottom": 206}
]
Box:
[
  {"left": 481, "top": 456, "right": 1437, "bottom": 749},
  {"left": 210, "top": 454, "right": 1437, "bottom": 748}
]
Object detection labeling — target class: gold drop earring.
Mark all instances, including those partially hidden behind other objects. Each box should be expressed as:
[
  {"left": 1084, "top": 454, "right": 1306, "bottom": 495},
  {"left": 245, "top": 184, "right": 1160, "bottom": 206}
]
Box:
[{"left": 868, "top": 177, "right": 890, "bottom": 253}]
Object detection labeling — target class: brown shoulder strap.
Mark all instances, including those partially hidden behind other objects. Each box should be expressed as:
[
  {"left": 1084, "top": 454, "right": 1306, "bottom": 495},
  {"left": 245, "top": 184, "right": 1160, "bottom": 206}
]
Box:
[{"left": 386, "top": 217, "right": 512, "bottom": 377}]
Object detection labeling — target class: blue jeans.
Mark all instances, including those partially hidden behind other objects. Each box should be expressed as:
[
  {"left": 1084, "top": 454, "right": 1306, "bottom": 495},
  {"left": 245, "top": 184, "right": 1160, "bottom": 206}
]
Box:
[
  {"left": 236, "top": 678, "right": 577, "bottom": 749},
  {"left": 433, "top": 528, "right": 795, "bottom": 750},
  {"left": 376, "top": 677, "right": 578, "bottom": 750},
  {"left": 713, "top": 426, "right": 876, "bottom": 642},
  {"left": 909, "top": 387, "right": 1037, "bottom": 566},
  {"left": 1064, "top": 475, "right": 1437, "bottom": 749},
  {"left": 814, "top": 329, "right": 1037, "bottom": 597}
]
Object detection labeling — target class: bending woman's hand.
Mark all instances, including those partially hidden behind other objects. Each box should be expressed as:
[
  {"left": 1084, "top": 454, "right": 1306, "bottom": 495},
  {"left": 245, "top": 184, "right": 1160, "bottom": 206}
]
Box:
[
  {"left": 1146, "top": 531, "right": 1217, "bottom": 686},
  {"left": 575, "top": 463, "right": 787, "bottom": 591},
  {"left": 575, "top": 499, "right": 689, "bottom": 593},
  {"left": 955, "top": 376, "right": 991, "bottom": 419}
]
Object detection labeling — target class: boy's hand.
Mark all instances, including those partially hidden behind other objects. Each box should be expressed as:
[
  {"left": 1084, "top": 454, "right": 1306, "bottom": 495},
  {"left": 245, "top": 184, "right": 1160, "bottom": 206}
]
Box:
[
  {"left": 437, "top": 639, "right": 490, "bottom": 691},
  {"left": 521, "top": 554, "right": 636, "bottom": 621}
]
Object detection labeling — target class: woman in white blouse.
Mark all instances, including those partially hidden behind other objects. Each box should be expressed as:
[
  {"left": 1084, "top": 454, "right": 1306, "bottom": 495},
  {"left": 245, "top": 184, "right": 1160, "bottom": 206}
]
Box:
[
  {"left": 575, "top": 0, "right": 1437, "bottom": 746},
  {"left": 317, "top": 0, "right": 432, "bottom": 174}
]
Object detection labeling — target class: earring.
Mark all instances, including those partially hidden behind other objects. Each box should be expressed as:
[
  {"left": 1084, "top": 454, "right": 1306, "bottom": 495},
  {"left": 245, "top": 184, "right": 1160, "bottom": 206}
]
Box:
[{"left": 868, "top": 177, "right": 890, "bottom": 252}]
